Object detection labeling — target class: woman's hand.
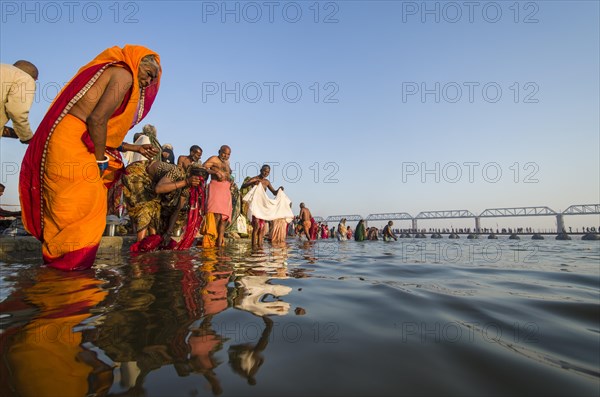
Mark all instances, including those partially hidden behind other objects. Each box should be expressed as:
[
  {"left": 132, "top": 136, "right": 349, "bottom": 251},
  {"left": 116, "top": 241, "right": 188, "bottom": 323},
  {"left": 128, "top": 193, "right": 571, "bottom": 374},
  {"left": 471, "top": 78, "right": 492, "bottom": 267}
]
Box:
[
  {"left": 139, "top": 144, "right": 158, "bottom": 159},
  {"left": 186, "top": 175, "right": 201, "bottom": 187}
]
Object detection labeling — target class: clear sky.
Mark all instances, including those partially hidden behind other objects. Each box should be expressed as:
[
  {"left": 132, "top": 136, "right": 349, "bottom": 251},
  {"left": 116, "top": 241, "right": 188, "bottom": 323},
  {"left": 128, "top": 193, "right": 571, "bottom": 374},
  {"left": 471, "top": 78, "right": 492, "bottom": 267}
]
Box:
[{"left": 1, "top": 0, "right": 599, "bottom": 230}]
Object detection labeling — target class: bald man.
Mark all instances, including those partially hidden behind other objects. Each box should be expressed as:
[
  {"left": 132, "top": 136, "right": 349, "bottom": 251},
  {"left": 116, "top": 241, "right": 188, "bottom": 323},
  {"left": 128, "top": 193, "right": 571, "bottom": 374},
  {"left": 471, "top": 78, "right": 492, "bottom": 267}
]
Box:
[
  {"left": 202, "top": 145, "right": 233, "bottom": 247},
  {"left": 299, "top": 202, "right": 312, "bottom": 241},
  {"left": 1, "top": 60, "right": 39, "bottom": 143}
]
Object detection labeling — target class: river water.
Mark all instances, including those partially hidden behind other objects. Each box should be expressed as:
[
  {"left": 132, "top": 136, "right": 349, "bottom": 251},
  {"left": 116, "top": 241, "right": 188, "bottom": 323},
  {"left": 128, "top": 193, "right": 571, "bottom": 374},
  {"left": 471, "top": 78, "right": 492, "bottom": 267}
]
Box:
[{"left": 1, "top": 237, "right": 598, "bottom": 396}]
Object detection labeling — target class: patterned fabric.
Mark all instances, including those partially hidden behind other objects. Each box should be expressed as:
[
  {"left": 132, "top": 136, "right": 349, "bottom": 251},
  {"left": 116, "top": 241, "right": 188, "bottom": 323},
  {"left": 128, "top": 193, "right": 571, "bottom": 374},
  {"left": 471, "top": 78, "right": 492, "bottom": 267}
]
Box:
[
  {"left": 239, "top": 177, "right": 252, "bottom": 217},
  {"left": 153, "top": 162, "right": 189, "bottom": 234},
  {"left": 226, "top": 180, "right": 241, "bottom": 233},
  {"left": 107, "top": 171, "right": 125, "bottom": 217},
  {"left": 122, "top": 161, "right": 160, "bottom": 232}
]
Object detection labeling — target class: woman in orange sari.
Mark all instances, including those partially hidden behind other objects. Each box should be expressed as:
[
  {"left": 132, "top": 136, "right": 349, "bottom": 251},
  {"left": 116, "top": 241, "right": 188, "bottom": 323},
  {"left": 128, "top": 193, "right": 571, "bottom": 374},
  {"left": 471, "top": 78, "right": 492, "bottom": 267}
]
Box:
[
  {"left": 4, "top": 269, "right": 110, "bottom": 396},
  {"left": 19, "top": 45, "right": 161, "bottom": 271}
]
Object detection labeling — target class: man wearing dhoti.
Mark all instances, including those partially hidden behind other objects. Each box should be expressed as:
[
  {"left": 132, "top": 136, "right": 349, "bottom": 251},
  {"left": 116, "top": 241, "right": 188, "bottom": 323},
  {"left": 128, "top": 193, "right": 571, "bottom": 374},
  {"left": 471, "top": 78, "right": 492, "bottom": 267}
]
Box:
[
  {"left": 298, "top": 203, "right": 313, "bottom": 241},
  {"left": 201, "top": 145, "right": 233, "bottom": 247},
  {"left": 242, "top": 170, "right": 294, "bottom": 246},
  {"left": 241, "top": 164, "right": 285, "bottom": 246}
]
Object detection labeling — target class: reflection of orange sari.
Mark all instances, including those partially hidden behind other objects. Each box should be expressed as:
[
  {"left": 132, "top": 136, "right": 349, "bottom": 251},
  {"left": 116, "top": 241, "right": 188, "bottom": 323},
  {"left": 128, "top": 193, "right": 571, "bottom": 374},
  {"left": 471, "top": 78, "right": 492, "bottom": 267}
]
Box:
[
  {"left": 19, "top": 45, "right": 161, "bottom": 271},
  {"left": 6, "top": 270, "right": 109, "bottom": 396}
]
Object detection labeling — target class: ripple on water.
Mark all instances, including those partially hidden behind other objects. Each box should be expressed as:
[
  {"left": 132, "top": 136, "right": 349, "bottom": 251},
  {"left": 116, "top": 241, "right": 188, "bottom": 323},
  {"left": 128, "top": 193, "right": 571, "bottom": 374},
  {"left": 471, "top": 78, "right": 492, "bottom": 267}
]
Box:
[{"left": 0, "top": 238, "right": 598, "bottom": 396}]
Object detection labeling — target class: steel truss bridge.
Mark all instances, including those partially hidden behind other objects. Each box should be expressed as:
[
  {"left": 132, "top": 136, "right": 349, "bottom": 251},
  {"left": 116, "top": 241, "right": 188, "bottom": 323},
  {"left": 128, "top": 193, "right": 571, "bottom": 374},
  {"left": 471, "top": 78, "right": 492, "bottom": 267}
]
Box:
[
  {"left": 323, "top": 204, "right": 600, "bottom": 232},
  {"left": 365, "top": 213, "right": 412, "bottom": 221},
  {"left": 479, "top": 206, "right": 557, "bottom": 217},
  {"left": 324, "top": 215, "right": 363, "bottom": 223}
]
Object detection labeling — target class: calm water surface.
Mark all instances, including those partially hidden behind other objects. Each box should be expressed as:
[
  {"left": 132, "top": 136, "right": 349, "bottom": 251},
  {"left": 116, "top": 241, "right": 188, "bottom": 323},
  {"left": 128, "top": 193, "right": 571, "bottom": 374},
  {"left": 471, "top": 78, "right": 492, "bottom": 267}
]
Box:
[{"left": 1, "top": 238, "right": 599, "bottom": 396}]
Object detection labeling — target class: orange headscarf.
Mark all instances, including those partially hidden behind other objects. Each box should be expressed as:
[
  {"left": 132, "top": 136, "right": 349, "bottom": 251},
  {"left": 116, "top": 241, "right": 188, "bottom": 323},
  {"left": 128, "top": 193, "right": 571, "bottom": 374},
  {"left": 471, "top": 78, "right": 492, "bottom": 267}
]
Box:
[{"left": 62, "top": 44, "right": 162, "bottom": 147}]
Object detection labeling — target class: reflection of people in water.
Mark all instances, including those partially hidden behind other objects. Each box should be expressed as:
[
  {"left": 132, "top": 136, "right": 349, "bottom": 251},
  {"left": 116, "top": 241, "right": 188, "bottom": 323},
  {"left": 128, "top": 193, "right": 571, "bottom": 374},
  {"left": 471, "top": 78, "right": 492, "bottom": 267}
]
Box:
[
  {"left": 186, "top": 316, "right": 225, "bottom": 395},
  {"left": 226, "top": 247, "right": 289, "bottom": 386},
  {"left": 228, "top": 316, "right": 273, "bottom": 385},
  {"left": 234, "top": 273, "right": 292, "bottom": 315},
  {"left": 180, "top": 250, "right": 232, "bottom": 395},
  {"left": 90, "top": 252, "right": 233, "bottom": 396},
  {"left": 198, "top": 247, "right": 234, "bottom": 316},
  {"left": 233, "top": 246, "right": 291, "bottom": 316},
  {"left": 4, "top": 268, "right": 112, "bottom": 396}
]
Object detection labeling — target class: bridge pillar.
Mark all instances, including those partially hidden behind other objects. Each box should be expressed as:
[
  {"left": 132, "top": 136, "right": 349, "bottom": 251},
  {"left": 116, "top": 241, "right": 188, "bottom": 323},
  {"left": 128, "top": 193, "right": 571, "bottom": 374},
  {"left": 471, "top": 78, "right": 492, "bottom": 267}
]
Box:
[
  {"left": 412, "top": 219, "right": 417, "bottom": 232},
  {"left": 556, "top": 214, "right": 565, "bottom": 233},
  {"left": 475, "top": 217, "right": 481, "bottom": 233}
]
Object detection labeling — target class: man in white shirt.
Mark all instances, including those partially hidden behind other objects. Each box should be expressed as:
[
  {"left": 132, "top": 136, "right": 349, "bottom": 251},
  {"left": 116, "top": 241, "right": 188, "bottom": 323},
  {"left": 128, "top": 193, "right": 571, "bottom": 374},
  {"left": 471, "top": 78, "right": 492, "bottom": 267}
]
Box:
[{"left": 1, "top": 61, "right": 38, "bottom": 144}]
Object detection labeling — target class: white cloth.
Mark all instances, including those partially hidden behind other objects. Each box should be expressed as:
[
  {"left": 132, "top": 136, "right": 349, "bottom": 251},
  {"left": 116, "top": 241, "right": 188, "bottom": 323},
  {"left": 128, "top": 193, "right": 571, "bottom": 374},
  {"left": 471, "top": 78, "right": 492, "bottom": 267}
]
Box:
[
  {"left": 235, "top": 214, "right": 248, "bottom": 234},
  {"left": 242, "top": 184, "right": 294, "bottom": 223}
]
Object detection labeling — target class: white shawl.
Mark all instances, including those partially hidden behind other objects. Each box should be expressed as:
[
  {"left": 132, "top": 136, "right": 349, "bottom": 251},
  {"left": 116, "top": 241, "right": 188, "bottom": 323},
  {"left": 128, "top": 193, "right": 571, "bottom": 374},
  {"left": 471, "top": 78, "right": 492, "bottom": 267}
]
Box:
[{"left": 242, "top": 184, "right": 294, "bottom": 222}]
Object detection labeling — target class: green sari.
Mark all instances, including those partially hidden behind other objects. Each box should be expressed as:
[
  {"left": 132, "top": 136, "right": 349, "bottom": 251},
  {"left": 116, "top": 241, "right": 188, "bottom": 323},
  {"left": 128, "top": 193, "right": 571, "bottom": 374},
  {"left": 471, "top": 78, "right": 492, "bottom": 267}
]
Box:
[{"left": 355, "top": 221, "right": 366, "bottom": 241}]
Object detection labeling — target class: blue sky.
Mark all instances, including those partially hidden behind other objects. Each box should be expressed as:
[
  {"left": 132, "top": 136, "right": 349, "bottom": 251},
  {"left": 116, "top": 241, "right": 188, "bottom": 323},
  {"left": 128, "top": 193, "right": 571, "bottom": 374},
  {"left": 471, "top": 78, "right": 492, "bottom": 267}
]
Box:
[{"left": 1, "top": 0, "right": 599, "bottom": 229}]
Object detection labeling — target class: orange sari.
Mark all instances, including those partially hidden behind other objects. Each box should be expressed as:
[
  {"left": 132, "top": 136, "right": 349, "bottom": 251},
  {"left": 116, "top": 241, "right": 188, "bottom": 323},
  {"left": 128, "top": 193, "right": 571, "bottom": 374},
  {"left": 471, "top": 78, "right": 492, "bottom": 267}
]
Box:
[
  {"left": 5, "top": 269, "right": 109, "bottom": 396},
  {"left": 19, "top": 45, "right": 161, "bottom": 271}
]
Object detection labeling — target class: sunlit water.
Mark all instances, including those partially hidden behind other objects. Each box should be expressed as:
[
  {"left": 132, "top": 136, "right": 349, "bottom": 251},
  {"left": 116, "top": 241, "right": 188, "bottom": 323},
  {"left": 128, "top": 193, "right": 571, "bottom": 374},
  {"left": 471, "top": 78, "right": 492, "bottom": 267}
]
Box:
[{"left": 1, "top": 237, "right": 599, "bottom": 396}]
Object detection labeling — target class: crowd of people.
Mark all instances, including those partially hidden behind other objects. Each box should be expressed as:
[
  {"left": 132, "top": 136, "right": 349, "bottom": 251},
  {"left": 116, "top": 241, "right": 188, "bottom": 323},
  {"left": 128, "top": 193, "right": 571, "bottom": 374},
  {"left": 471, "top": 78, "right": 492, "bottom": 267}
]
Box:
[
  {"left": 289, "top": 217, "right": 397, "bottom": 242},
  {"left": 0, "top": 46, "right": 305, "bottom": 270},
  {"left": 2, "top": 45, "right": 419, "bottom": 273}
]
